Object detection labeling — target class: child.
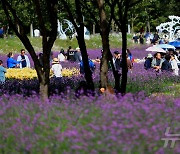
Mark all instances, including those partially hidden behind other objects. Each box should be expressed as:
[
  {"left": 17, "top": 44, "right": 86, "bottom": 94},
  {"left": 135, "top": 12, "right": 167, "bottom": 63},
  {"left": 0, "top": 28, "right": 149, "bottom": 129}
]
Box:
[
  {"left": 0, "top": 60, "right": 7, "bottom": 83},
  {"left": 170, "top": 54, "right": 179, "bottom": 76}
]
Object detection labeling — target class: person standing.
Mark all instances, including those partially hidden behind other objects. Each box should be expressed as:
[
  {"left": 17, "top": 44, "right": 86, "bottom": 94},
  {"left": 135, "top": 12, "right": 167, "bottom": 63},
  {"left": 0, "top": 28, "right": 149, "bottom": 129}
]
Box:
[
  {"left": 74, "top": 47, "right": 82, "bottom": 63},
  {"left": 58, "top": 49, "right": 66, "bottom": 62},
  {"left": 51, "top": 58, "right": 63, "bottom": 78},
  {"left": 67, "top": 46, "right": 75, "bottom": 61},
  {"left": 0, "top": 60, "right": 7, "bottom": 83},
  {"left": 112, "top": 51, "right": 122, "bottom": 92},
  {"left": 113, "top": 51, "right": 122, "bottom": 74},
  {"left": 170, "top": 54, "right": 179, "bottom": 76},
  {"left": 17, "top": 49, "right": 31, "bottom": 68},
  {"left": 133, "top": 34, "right": 139, "bottom": 43},
  {"left": 152, "top": 32, "right": 160, "bottom": 44},
  {"left": 139, "top": 34, "right": 144, "bottom": 44},
  {"left": 7, "top": 52, "right": 21, "bottom": 68}
]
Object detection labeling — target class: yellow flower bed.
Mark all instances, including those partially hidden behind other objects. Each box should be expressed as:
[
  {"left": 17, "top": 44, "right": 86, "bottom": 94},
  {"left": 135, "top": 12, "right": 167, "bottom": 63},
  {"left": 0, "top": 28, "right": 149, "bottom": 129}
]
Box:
[{"left": 6, "top": 68, "right": 80, "bottom": 80}]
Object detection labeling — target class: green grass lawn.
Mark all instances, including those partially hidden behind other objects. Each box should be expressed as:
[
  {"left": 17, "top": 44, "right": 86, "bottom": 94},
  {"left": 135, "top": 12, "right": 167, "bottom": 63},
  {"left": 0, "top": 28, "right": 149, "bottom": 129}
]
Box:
[{"left": 0, "top": 34, "right": 134, "bottom": 53}]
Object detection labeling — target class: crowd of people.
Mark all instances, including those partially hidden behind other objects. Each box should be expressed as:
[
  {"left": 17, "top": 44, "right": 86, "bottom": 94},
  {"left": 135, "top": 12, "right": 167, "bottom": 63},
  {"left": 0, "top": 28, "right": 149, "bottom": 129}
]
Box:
[
  {"left": 0, "top": 47, "right": 96, "bottom": 82},
  {"left": 0, "top": 43, "right": 179, "bottom": 83},
  {"left": 133, "top": 32, "right": 170, "bottom": 45},
  {"left": 144, "top": 50, "right": 180, "bottom": 76}
]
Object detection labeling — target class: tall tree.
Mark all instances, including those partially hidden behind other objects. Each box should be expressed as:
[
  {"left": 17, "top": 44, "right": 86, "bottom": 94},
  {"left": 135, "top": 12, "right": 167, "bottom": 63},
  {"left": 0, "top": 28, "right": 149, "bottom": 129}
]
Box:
[
  {"left": 81, "top": 0, "right": 120, "bottom": 91},
  {"left": 111, "top": 0, "right": 142, "bottom": 94},
  {"left": 1, "top": 0, "right": 58, "bottom": 100},
  {"left": 61, "top": 0, "right": 94, "bottom": 91}
]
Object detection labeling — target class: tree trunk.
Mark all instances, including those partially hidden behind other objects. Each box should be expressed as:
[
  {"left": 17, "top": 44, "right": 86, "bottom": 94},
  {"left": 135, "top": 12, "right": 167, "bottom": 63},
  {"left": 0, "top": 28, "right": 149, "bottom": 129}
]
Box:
[
  {"left": 30, "top": 23, "right": 33, "bottom": 37},
  {"left": 93, "top": 24, "right": 96, "bottom": 35},
  {"left": 39, "top": 77, "right": 49, "bottom": 101},
  {"left": 112, "top": 20, "right": 115, "bottom": 33},
  {"left": 120, "top": 28, "right": 127, "bottom": 94},
  {"left": 97, "top": 0, "right": 109, "bottom": 89},
  {"left": 77, "top": 28, "right": 94, "bottom": 91},
  {"left": 100, "top": 32, "right": 109, "bottom": 89},
  {"left": 147, "top": 20, "right": 150, "bottom": 32},
  {"left": 131, "top": 19, "right": 134, "bottom": 34}
]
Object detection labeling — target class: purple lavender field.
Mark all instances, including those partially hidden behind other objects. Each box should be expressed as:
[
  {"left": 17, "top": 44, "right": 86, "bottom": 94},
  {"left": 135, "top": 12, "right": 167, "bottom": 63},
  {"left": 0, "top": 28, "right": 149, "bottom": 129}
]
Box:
[{"left": 0, "top": 46, "right": 180, "bottom": 153}]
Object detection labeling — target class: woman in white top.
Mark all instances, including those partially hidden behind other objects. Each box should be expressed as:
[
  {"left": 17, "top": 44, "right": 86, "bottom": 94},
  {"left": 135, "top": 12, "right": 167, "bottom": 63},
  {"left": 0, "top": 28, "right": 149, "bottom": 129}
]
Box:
[
  {"left": 51, "top": 58, "right": 62, "bottom": 78},
  {"left": 170, "top": 54, "right": 179, "bottom": 76},
  {"left": 58, "top": 49, "right": 66, "bottom": 62}
]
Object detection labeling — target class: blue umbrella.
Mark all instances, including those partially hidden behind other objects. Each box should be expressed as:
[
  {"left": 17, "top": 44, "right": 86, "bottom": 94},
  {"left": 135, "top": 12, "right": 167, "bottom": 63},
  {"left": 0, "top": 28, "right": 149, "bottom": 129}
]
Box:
[
  {"left": 156, "top": 44, "right": 176, "bottom": 50},
  {"left": 169, "top": 41, "right": 180, "bottom": 48}
]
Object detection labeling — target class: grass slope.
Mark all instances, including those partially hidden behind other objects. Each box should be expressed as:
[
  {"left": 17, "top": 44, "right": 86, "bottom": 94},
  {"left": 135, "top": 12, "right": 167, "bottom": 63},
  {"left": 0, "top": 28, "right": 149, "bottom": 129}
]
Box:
[{"left": 0, "top": 34, "right": 134, "bottom": 53}]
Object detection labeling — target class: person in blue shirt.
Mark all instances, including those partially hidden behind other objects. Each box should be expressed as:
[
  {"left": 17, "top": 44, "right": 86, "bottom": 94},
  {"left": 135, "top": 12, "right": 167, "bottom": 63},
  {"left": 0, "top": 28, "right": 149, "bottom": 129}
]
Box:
[
  {"left": 7, "top": 52, "right": 21, "bottom": 68},
  {"left": 0, "top": 60, "right": 7, "bottom": 83},
  {"left": 80, "top": 59, "right": 96, "bottom": 74},
  {"left": 127, "top": 49, "right": 133, "bottom": 61}
]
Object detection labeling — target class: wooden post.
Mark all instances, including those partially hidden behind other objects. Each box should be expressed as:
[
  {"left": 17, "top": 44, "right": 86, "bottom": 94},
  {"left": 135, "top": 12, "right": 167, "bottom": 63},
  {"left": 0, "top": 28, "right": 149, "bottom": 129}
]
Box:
[
  {"left": 17, "top": 24, "right": 20, "bottom": 33},
  {"left": 93, "top": 24, "right": 96, "bottom": 35},
  {"left": 30, "top": 24, "right": 33, "bottom": 37},
  {"left": 112, "top": 20, "right": 115, "bottom": 33}
]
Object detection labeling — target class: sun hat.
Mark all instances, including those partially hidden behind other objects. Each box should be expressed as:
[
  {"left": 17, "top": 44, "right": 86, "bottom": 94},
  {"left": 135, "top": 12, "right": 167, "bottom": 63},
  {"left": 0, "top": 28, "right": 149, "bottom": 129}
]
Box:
[
  {"left": 76, "top": 47, "right": 80, "bottom": 50},
  {"left": 52, "top": 58, "right": 59, "bottom": 64},
  {"left": 147, "top": 53, "right": 153, "bottom": 58}
]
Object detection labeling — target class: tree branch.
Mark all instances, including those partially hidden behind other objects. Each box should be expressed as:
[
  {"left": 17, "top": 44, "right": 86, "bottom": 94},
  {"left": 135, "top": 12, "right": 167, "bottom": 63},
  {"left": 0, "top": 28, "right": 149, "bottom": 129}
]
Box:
[
  {"left": 32, "top": 0, "right": 48, "bottom": 36},
  {"left": 129, "top": 0, "right": 142, "bottom": 8}
]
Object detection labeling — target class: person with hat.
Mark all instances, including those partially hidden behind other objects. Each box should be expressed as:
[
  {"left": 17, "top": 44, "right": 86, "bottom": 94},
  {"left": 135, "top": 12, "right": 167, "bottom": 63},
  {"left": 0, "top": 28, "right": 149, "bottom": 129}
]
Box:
[
  {"left": 51, "top": 58, "right": 62, "bottom": 78},
  {"left": 74, "top": 47, "right": 82, "bottom": 63},
  {"left": 113, "top": 51, "right": 122, "bottom": 73},
  {"left": 144, "top": 53, "right": 153, "bottom": 70}
]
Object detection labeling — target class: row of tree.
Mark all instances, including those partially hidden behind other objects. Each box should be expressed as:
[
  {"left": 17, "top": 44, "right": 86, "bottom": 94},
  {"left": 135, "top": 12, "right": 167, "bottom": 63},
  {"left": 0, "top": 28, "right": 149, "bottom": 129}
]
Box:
[
  {"left": 1, "top": 0, "right": 179, "bottom": 34},
  {"left": 1, "top": 0, "right": 179, "bottom": 100}
]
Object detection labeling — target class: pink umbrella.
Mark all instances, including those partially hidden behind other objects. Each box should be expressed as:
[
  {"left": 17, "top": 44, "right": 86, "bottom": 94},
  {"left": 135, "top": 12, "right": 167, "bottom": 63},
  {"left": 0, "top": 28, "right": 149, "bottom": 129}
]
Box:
[{"left": 146, "top": 46, "right": 166, "bottom": 53}]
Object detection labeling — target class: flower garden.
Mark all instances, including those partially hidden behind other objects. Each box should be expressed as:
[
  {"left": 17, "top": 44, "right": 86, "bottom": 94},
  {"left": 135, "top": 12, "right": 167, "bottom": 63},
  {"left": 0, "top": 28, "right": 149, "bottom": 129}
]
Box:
[{"left": 0, "top": 47, "right": 180, "bottom": 153}]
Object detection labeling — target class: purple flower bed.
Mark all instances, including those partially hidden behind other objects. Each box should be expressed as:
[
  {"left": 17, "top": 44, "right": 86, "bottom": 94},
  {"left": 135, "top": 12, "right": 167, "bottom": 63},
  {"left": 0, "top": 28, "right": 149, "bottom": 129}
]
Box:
[
  {"left": 0, "top": 46, "right": 149, "bottom": 68},
  {"left": 0, "top": 93, "right": 179, "bottom": 153},
  {"left": 0, "top": 46, "right": 179, "bottom": 153}
]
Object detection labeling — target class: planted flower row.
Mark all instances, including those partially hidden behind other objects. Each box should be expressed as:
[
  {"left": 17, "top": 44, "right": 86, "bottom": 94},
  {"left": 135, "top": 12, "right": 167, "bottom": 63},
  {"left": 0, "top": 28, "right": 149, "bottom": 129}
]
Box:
[{"left": 0, "top": 92, "right": 179, "bottom": 153}]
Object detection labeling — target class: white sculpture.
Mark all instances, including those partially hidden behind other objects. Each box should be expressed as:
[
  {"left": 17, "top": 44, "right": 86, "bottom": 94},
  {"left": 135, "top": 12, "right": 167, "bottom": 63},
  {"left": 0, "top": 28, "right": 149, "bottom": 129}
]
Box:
[
  {"left": 84, "top": 27, "right": 90, "bottom": 40},
  {"left": 156, "top": 16, "right": 180, "bottom": 41},
  {"left": 57, "top": 19, "right": 90, "bottom": 40},
  {"left": 58, "top": 20, "right": 67, "bottom": 40}
]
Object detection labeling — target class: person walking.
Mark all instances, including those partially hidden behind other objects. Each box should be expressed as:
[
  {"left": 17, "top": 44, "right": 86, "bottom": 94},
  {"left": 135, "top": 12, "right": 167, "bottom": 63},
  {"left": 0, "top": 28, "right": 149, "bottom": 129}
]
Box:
[
  {"left": 17, "top": 49, "right": 31, "bottom": 68},
  {"left": 0, "top": 60, "right": 7, "bottom": 83}
]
